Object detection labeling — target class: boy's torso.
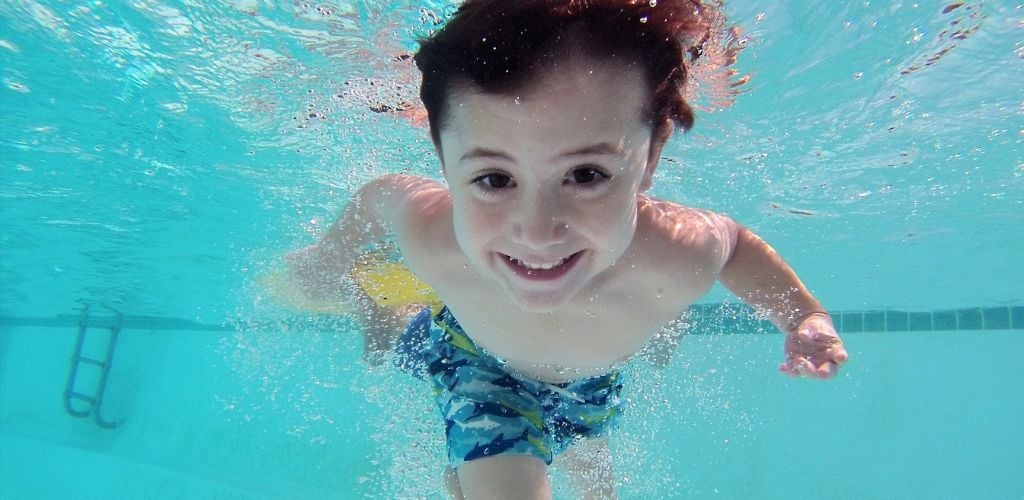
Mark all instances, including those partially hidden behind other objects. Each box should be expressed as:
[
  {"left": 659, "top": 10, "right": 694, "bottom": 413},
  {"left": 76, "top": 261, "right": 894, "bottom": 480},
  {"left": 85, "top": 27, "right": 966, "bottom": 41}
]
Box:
[{"left": 394, "top": 180, "right": 734, "bottom": 383}]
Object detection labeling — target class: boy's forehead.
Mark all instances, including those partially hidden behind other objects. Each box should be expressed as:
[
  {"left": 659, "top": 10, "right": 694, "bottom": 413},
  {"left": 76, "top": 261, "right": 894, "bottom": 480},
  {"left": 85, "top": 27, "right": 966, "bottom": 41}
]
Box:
[
  {"left": 439, "top": 61, "right": 653, "bottom": 167},
  {"left": 445, "top": 59, "right": 650, "bottom": 131}
]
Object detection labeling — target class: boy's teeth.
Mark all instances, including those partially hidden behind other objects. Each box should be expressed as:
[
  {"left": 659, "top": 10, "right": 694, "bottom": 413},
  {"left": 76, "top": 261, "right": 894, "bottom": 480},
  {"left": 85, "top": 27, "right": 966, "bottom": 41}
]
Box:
[{"left": 510, "top": 256, "right": 568, "bottom": 270}]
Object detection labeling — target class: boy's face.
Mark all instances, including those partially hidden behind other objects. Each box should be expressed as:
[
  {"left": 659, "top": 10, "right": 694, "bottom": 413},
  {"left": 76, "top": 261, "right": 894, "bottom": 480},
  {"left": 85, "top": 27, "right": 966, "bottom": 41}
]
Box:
[{"left": 440, "top": 60, "right": 660, "bottom": 312}]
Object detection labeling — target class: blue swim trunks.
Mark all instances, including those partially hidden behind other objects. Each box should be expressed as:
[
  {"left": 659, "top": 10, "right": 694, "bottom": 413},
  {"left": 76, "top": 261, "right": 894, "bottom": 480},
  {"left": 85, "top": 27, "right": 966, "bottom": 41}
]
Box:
[{"left": 394, "top": 307, "right": 625, "bottom": 468}]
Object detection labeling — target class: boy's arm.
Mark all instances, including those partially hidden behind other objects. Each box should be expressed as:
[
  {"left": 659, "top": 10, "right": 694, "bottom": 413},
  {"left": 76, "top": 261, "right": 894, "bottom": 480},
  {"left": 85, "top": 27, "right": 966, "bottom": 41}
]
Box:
[
  {"left": 285, "top": 174, "right": 433, "bottom": 300},
  {"left": 273, "top": 174, "right": 441, "bottom": 365},
  {"left": 717, "top": 224, "right": 848, "bottom": 379}
]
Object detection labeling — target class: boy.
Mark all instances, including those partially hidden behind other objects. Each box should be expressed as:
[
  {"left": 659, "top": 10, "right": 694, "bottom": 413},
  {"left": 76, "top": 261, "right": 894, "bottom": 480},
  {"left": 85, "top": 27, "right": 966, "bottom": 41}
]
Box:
[{"left": 286, "top": 1, "right": 848, "bottom": 498}]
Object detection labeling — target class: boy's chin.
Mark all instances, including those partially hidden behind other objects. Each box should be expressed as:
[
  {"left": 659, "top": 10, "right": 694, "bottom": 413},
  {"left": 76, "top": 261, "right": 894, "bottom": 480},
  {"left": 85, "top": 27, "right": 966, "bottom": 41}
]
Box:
[{"left": 502, "top": 286, "right": 579, "bottom": 313}]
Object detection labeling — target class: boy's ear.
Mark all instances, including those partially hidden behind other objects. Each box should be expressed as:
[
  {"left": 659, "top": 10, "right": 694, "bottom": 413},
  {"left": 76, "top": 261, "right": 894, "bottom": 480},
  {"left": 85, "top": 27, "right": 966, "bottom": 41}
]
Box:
[{"left": 640, "top": 131, "right": 670, "bottom": 192}]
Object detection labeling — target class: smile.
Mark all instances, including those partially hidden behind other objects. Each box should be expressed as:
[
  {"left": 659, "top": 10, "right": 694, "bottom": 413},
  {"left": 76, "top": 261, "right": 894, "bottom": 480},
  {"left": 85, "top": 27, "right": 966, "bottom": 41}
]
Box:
[{"left": 501, "top": 251, "right": 584, "bottom": 281}]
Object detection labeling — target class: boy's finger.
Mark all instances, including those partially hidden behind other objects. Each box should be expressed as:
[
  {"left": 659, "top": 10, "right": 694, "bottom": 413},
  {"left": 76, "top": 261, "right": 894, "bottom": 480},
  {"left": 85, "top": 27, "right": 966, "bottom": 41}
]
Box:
[
  {"left": 797, "top": 359, "right": 818, "bottom": 377},
  {"left": 778, "top": 361, "right": 801, "bottom": 377},
  {"left": 829, "top": 346, "right": 849, "bottom": 364},
  {"left": 815, "top": 361, "right": 838, "bottom": 379},
  {"left": 795, "top": 328, "right": 814, "bottom": 343},
  {"left": 784, "top": 356, "right": 815, "bottom": 377},
  {"left": 796, "top": 329, "right": 842, "bottom": 349}
]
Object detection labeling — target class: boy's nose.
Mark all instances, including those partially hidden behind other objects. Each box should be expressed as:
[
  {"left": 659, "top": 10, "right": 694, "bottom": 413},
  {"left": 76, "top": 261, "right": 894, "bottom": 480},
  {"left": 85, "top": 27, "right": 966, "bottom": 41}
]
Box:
[{"left": 511, "top": 193, "right": 569, "bottom": 248}]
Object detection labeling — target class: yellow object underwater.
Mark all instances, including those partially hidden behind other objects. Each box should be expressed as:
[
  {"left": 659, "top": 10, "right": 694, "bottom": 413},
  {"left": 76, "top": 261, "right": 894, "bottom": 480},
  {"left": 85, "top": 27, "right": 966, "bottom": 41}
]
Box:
[
  {"left": 258, "top": 252, "right": 442, "bottom": 316},
  {"left": 350, "top": 256, "right": 443, "bottom": 314}
]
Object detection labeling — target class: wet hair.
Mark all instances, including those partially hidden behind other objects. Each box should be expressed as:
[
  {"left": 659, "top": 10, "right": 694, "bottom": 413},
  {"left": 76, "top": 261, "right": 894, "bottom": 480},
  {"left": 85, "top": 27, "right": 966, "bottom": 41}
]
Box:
[{"left": 414, "top": 0, "right": 721, "bottom": 151}]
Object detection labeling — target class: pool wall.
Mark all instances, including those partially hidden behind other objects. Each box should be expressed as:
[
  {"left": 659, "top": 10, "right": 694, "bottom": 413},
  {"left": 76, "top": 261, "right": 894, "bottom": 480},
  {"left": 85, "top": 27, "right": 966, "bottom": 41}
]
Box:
[
  {"left": 0, "top": 322, "right": 379, "bottom": 498},
  {"left": 1, "top": 306, "right": 1021, "bottom": 498}
]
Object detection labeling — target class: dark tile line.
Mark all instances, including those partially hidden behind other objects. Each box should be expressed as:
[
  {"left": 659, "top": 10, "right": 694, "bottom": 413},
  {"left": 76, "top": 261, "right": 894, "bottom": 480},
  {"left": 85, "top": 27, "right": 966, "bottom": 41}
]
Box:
[
  {"left": 686, "top": 305, "right": 1024, "bottom": 334},
  {"left": 1, "top": 305, "right": 1022, "bottom": 334}
]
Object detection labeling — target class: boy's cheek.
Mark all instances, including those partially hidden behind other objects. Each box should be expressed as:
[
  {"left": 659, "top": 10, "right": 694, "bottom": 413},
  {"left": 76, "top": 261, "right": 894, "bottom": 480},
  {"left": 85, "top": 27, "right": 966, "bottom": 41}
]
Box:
[{"left": 454, "top": 207, "right": 504, "bottom": 237}]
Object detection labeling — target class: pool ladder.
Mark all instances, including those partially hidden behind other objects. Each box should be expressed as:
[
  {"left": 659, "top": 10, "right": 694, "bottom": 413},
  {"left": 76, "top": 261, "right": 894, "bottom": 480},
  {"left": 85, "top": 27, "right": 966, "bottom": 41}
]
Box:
[{"left": 63, "top": 304, "right": 122, "bottom": 428}]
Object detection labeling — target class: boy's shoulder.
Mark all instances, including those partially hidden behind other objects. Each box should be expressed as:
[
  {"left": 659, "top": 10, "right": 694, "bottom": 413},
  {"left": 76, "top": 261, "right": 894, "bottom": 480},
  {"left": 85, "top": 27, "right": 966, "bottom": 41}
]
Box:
[
  {"left": 385, "top": 174, "right": 459, "bottom": 274},
  {"left": 635, "top": 195, "right": 738, "bottom": 268},
  {"left": 637, "top": 195, "right": 736, "bottom": 233},
  {"left": 383, "top": 174, "right": 451, "bottom": 225}
]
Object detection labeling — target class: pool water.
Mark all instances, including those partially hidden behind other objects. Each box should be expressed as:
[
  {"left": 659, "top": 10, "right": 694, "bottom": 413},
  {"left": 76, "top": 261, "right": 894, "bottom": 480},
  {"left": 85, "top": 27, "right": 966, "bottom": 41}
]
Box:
[{"left": 1, "top": 1, "right": 1021, "bottom": 498}]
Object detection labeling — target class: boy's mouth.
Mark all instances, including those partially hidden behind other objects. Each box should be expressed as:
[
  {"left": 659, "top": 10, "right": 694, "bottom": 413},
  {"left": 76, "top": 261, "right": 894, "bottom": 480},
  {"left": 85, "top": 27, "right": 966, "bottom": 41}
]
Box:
[{"left": 501, "top": 251, "right": 584, "bottom": 281}]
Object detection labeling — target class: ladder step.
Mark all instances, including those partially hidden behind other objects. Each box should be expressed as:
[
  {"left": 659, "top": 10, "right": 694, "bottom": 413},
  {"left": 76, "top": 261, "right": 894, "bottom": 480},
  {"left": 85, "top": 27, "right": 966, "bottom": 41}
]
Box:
[
  {"left": 67, "top": 391, "right": 96, "bottom": 404},
  {"left": 72, "top": 356, "right": 106, "bottom": 367}
]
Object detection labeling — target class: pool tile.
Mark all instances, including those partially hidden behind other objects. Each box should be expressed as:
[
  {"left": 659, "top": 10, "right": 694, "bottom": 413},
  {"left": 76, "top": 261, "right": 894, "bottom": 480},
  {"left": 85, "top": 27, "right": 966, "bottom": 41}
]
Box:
[
  {"left": 717, "top": 305, "right": 766, "bottom": 334},
  {"left": 842, "top": 312, "right": 863, "bottom": 333},
  {"left": 908, "top": 312, "right": 933, "bottom": 331},
  {"left": 957, "top": 308, "right": 983, "bottom": 331},
  {"left": 718, "top": 314, "right": 744, "bottom": 334},
  {"left": 698, "top": 305, "right": 725, "bottom": 332},
  {"left": 886, "top": 311, "right": 909, "bottom": 331},
  {"left": 982, "top": 307, "right": 1010, "bottom": 330},
  {"left": 863, "top": 311, "right": 886, "bottom": 332},
  {"left": 696, "top": 304, "right": 758, "bottom": 335},
  {"left": 933, "top": 310, "right": 957, "bottom": 330},
  {"left": 1011, "top": 307, "right": 1024, "bottom": 331},
  {"left": 686, "top": 312, "right": 710, "bottom": 335},
  {"left": 745, "top": 314, "right": 769, "bottom": 334}
]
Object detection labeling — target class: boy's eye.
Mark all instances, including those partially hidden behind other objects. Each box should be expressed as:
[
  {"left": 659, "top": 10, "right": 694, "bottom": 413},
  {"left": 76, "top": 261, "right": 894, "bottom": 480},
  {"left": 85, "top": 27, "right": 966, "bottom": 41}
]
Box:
[
  {"left": 473, "top": 173, "right": 513, "bottom": 189},
  {"left": 567, "top": 167, "right": 609, "bottom": 185}
]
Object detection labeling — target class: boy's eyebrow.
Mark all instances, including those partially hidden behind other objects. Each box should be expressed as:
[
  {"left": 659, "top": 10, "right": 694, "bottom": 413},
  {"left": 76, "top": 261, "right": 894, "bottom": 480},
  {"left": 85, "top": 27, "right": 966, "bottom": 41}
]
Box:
[
  {"left": 460, "top": 148, "right": 513, "bottom": 163},
  {"left": 460, "top": 143, "right": 624, "bottom": 163},
  {"left": 558, "top": 143, "right": 625, "bottom": 158}
]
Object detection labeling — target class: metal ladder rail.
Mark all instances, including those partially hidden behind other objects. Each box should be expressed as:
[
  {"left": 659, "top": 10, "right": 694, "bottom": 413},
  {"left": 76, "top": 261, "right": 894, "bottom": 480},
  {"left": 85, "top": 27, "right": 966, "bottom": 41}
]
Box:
[{"left": 63, "top": 305, "right": 122, "bottom": 429}]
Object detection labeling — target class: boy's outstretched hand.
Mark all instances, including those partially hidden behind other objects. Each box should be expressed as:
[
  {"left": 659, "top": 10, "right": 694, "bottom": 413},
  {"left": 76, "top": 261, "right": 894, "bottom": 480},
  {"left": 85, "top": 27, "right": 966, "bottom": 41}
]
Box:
[{"left": 780, "top": 313, "right": 848, "bottom": 379}]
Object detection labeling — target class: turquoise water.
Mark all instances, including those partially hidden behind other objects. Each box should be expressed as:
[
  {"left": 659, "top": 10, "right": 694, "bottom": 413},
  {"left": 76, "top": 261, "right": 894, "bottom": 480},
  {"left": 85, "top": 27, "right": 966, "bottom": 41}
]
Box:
[{"left": 1, "top": 1, "right": 1021, "bottom": 498}]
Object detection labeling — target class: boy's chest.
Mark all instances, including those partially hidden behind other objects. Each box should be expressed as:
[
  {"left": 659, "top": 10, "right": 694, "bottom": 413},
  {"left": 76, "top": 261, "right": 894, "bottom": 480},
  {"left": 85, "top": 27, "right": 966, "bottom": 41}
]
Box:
[{"left": 441, "top": 281, "right": 692, "bottom": 381}]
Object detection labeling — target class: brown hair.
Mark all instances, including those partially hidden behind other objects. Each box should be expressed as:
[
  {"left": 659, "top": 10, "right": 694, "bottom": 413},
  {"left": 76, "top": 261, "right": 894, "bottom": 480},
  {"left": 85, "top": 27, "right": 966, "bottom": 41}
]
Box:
[{"left": 414, "top": 0, "right": 722, "bottom": 151}]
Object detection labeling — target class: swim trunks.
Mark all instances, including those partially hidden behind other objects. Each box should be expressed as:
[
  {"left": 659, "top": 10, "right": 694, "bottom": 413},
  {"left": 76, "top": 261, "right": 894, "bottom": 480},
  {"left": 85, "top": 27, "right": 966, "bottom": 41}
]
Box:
[{"left": 394, "top": 307, "right": 625, "bottom": 467}]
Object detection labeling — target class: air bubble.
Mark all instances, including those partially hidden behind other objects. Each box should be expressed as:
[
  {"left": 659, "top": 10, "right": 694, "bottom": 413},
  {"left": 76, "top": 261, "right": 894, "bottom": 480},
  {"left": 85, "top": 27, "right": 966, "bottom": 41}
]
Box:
[{"left": 4, "top": 79, "right": 29, "bottom": 93}]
